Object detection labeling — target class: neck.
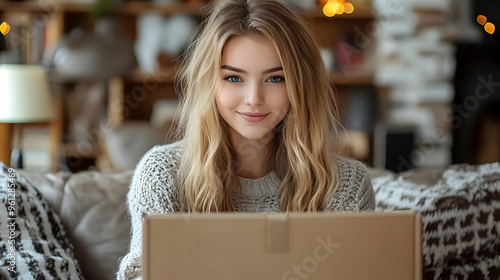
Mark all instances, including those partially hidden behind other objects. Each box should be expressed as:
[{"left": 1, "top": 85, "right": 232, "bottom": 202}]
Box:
[{"left": 231, "top": 131, "right": 275, "bottom": 179}]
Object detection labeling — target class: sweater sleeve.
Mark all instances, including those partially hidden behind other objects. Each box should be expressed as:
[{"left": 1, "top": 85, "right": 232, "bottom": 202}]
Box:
[
  {"left": 325, "top": 156, "right": 376, "bottom": 212},
  {"left": 117, "top": 143, "right": 182, "bottom": 280}
]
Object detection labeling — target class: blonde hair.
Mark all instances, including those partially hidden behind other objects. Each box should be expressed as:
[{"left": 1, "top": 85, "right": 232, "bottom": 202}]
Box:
[{"left": 174, "top": 0, "right": 343, "bottom": 212}]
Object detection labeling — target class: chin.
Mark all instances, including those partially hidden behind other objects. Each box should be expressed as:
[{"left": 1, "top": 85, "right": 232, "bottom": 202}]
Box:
[{"left": 235, "top": 128, "right": 274, "bottom": 141}]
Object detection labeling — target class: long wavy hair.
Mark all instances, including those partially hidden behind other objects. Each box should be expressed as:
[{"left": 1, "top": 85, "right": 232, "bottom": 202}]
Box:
[{"left": 174, "top": 0, "right": 344, "bottom": 212}]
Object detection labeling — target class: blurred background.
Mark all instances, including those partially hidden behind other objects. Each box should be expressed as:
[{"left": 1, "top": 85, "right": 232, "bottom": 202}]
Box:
[{"left": 0, "top": 0, "right": 499, "bottom": 173}]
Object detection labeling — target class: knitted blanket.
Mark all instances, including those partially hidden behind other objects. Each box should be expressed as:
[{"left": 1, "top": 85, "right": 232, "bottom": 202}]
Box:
[
  {"left": 0, "top": 164, "right": 84, "bottom": 280},
  {"left": 372, "top": 163, "right": 500, "bottom": 280}
]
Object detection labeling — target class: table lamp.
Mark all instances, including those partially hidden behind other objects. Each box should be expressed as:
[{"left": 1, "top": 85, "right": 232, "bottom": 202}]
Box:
[{"left": 0, "top": 64, "right": 54, "bottom": 169}]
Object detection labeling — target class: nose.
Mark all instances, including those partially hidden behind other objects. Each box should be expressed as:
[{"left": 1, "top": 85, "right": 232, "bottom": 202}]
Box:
[{"left": 244, "top": 82, "right": 264, "bottom": 107}]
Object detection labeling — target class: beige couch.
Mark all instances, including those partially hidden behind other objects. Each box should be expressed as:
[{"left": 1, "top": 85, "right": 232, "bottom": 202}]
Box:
[
  {"left": 15, "top": 169, "right": 134, "bottom": 280},
  {"left": 2, "top": 162, "right": 500, "bottom": 279}
]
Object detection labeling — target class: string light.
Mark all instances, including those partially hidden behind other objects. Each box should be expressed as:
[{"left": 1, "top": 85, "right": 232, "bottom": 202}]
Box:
[
  {"left": 477, "top": 15, "right": 487, "bottom": 26},
  {"left": 323, "top": 0, "right": 354, "bottom": 18},
  {"left": 344, "top": 3, "right": 354, "bottom": 14},
  {"left": 336, "top": 3, "right": 345, "bottom": 15},
  {"left": 323, "top": 4, "right": 336, "bottom": 17},
  {"left": 323, "top": 0, "right": 339, "bottom": 17},
  {"left": 476, "top": 15, "right": 495, "bottom": 35},
  {"left": 485, "top": 22, "right": 495, "bottom": 34}
]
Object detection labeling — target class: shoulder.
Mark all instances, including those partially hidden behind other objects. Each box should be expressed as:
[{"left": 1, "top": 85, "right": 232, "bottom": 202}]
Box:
[
  {"left": 326, "top": 155, "right": 375, "bottom": 212},
  {"left": 137, "top": 140, "right": 184, "bottom": 170},
  {"left": 127, "top": 140, "right": 186, "bottom": 213},
  {"left": 334, "top": 155, "right": 371, "bottom": 185}
]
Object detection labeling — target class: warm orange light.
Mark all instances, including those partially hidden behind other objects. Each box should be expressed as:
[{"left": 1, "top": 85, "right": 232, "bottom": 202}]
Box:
[
  {"left": 344, "top": 2, "right": 354, "bottom": 14},
  {"left": 477, "top": 15, "right": 487, "bottom": 25},
  {"left": 324, "top": 1, "right": 339, "bottom": 14},
  {"left": 323, "top": 4, "right": 336, "bottom": 17},
  {"left": 336, "top": 3, "right": 345, "bottom": 14},
  {"left": 323, "top": 0, "right": 356, "bottom": 18},
  {"left": 485, "top": 22, "right": 495, "bottom": 34}
]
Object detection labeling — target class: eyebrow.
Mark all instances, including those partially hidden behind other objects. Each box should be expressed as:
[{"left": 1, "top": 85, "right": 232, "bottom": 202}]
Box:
[{"left": 221, "top": 65, "right": 283, "bottom": 75}]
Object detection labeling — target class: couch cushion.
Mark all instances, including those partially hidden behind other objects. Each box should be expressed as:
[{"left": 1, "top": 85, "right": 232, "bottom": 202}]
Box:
[
  {"left": 373, "top": 163, "right": 500, "bottom": 279},
  {"left": 58, "top": 169, "right": 133, "bottom": 280},
  {"left": 0, "top": 163, "right": 84, "bottom": 279},
  {"left": 103, "top": 121, "right": 171, "bottom": 170},
  {"left": 18, "top": 170, "right": 71, "bottom": 215}
]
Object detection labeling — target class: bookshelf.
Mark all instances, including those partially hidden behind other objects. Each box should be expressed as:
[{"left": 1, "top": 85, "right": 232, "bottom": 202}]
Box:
[
  {"left": 0, "top": 1, "right": 204, "bottom": 14},
  {"left": 0, "top": 0, "right": 377, "bottom": 170}
]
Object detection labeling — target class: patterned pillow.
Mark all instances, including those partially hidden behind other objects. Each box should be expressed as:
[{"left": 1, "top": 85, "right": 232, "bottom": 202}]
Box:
[
  {"left": 0, "top": 163, "right": 84, "bottom": 280},
  {"left": 372, "top": 163, "right": 500, "bottom": 279}
]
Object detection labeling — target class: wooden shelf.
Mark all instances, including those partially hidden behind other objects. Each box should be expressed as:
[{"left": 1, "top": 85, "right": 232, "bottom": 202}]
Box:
[
  {"left": 127, "top": 67, "right": 177, "bottom": 83},
  {"left": 0, "top": 2, "right": 41, "bottom": 12},
  {"left": 64, "top": 1, "right": 204, "bottom": 15},
  {"left": 0, "top": 1, "right": 373, "bottom": 18},
  {"left": 0, "top": 1, "right": 205, "bottom": 14}
]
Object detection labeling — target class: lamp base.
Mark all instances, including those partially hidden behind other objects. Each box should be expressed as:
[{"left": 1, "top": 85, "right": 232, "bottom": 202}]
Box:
[{"left": 10, "top": 148, "right": 23, "bottom": 169}]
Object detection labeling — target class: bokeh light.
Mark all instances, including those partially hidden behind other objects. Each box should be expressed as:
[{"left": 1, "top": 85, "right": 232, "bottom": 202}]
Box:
[
  {"left": 336, "top": 3, "right": 345, "bottom": 15},
  {"left": 323, "top": 0, "right": 354, "bottom": 18},
  {"left": 323, "top": 4, "right": 336, "bottom": 17},
  {"left": 477, "top": 15, "right": 487, "bottom": 26},
  {"left": 344, "top": 3, "right": 354, "bottom": 14},
  {"left": 324, "top": 1, "right": 339, "bottom": 15},
  {"left": 485, "top": 22, "right": 495, "bottom": 34}
]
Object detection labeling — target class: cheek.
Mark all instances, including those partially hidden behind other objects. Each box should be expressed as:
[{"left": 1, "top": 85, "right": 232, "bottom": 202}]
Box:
[
  {"left": 272, "top": 88, "right": 290, "bottom": 114},
  {"left": 216, "top": 88, "right": 240, "bottom": 112}
]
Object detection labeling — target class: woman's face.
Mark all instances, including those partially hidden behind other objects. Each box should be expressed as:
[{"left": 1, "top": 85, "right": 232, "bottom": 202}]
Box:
[{"left": 216, "top": 35, "right": 290, "bottom": 144}]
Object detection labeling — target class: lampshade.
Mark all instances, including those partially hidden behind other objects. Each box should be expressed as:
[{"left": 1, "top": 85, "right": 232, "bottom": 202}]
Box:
[{"left": 0, "top": 64, "right": 54, "bottom": 123}]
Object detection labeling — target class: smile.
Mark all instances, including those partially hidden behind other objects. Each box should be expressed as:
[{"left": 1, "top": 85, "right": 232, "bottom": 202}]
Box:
[{"left": 238, "top": 112, "right": 270, "bottom": 122}]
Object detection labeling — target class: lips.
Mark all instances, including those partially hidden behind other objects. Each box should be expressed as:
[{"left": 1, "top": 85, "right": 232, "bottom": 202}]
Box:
[
  {"left": 238, "top": 112, "right": 270, "bottom": 122},
  {"left": 239, "top": 112, "right": 269, "bottom": 117}
]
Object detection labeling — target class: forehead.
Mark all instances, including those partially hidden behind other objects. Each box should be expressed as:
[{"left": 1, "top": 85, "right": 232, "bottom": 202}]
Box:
[{"left": 221, "top": 35, "right": 282, "bottom": 69}]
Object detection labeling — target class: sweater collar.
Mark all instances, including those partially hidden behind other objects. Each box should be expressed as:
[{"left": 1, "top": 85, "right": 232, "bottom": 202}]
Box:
[{"left": 235, "top": 171, "right": 280, "bottom": 197}]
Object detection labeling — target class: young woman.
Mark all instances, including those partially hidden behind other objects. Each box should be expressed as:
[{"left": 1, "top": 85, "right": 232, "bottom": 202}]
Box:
[{"left": 118, "top": 0, "right": 375, "bottom": 278}]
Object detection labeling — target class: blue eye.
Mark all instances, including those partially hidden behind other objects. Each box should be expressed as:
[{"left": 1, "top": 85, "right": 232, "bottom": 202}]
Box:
[
  {"left": 224, "top": 76, "right": 241, "bottom": 83},
  {"left": 268, "top": 76, "right": 285, "bottom": 83}
]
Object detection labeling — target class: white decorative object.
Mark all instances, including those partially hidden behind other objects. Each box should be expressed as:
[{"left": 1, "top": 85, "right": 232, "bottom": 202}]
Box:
[
  {"left": 160, "top": 15, "right": 198, "bottom": 58},
  {"left": 136, "top": 13, "right": 198, "bottom": 72},
  {"left": 135, "top": 13, "right": 163, "bottom": 72}
]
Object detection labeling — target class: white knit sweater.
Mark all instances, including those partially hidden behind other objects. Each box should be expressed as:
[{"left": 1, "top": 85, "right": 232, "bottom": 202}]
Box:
[{"left": 117, "top": 141, "right": 375, "bottom": 280}]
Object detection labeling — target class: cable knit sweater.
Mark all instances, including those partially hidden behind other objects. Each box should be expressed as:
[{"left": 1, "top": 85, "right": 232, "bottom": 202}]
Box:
[{"left": 117, "top": 141, "right": 375, "bottom": 280}]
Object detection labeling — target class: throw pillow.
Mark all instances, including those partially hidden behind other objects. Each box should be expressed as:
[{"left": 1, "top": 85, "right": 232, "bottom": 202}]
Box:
[
  {"left": 373, "top": 162, "right": 500, "bottom": 279},
  {"left": 57, "top": 169, "right": 133, "bottom": 280},
  {"left": 0, "top": 163, "right": 84, "bottom": 280}
]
